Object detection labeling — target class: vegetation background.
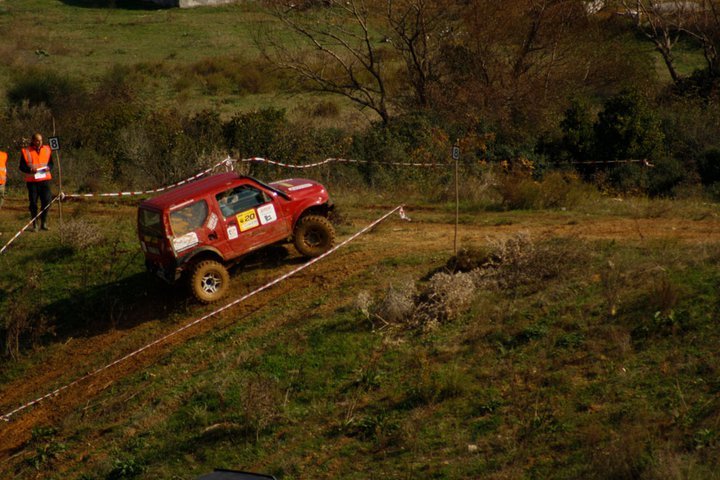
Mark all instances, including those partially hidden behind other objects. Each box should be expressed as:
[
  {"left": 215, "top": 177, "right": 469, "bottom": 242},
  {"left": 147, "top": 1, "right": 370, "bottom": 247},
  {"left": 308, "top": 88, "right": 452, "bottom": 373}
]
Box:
[{"left": 0, "top": 0, "right": 719, "bottom": 479}]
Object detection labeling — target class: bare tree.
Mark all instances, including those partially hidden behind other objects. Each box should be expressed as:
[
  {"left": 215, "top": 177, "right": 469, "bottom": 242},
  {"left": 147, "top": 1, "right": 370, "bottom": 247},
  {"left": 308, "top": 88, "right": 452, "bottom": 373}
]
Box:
[
  {"left": 386, "top": 0, "right": 457, "bottom": 108},
  {"left": 262, "top": 0, "right": 392, "bottom": 124},
  {"left": 685, "top": 0, "right": 720, "bottom": 76},
  {"left": 439, "top": 0, "right": 590, "bottom": 132},
  {"left": 620, "top": 0, "right": 696, "bottom": 83}
]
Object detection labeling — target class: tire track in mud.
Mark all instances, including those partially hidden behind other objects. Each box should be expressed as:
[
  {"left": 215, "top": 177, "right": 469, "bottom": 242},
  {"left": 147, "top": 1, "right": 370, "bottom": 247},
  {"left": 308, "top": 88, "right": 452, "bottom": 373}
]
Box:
[{"left": 0, "top": 220, "right": 418, "bottom": 460}]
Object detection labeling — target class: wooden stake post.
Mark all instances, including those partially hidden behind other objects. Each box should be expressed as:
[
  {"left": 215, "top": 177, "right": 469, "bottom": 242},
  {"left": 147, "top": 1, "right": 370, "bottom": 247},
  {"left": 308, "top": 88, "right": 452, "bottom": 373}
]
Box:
[
  {"left": 452, "top": 142, "right": 460, "bottom": 257},
  {"left": 49, "top": 120, "right": 63, "bottom": 236}
]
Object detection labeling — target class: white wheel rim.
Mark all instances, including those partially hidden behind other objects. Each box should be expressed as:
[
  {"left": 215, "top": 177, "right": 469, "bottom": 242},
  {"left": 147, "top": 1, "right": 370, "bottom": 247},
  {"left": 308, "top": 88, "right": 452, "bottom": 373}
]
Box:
[{"left": 200, "top": 272, "right": 222, "bottom": 294}]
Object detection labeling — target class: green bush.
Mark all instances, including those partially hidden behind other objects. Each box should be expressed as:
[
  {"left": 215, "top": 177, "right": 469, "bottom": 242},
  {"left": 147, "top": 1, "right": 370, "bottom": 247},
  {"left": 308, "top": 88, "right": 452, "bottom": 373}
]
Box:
[
  {"left": 7, "top": 68, "right": 86, "bottom": 112},
  {"left": 594, "top": 90, "right": 664, "bottom": 162},
  {"left": 697, "top": 148, "right": 720, "bottom": 186}
]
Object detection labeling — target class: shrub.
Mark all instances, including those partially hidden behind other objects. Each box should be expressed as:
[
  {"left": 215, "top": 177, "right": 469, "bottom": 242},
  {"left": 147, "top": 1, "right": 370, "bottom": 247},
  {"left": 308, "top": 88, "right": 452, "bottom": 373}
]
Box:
[
  {"left": 495, "top": 170, "right": 594, "bottom": 210},
  {"left": 311, "top": 99, "right": 340, "bottom": 118},
  {"left": 473, "top": 234, "right": 585, "bottom": 294},
  {"left": 697, "top": 148, "right": 720, "bottom": 186},
  {"left": 594, "top": 90, "right": 665, "bottom": 162},
  {"left": 59, "top": 219, "right": 106, "bottom": 252},
  {"left": 559, "top": 97, "right": 596, "bottom": 161},
  {"left": 1, "top": 267, "right": 46, "bottom": 360},
  {"left": 414, "top": 271, "right": 476, "bottom": 327},
  {"left": 7, "top": 68, "right": 86, "bottom": 112},
  {"left": 372, "top": 281, "right": 416, "bottom": 327}
]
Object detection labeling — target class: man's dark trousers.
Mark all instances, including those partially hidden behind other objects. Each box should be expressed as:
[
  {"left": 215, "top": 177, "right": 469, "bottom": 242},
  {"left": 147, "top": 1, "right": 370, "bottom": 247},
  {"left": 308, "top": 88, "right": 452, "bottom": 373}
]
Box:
[{"left": 26, "top": 181, "right": 52, "bottom": 225}]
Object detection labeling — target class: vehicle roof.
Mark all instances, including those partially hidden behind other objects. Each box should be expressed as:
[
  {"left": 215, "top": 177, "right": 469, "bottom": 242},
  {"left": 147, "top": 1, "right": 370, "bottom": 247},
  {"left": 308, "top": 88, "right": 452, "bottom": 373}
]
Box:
[{"left": 140, "top": 172, "right": 246, "bottom": 210}]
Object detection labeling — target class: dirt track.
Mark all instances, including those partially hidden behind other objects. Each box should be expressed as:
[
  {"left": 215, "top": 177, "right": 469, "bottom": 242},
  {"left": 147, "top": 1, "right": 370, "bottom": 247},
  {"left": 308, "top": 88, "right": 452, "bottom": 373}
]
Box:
[{"left": 1, "top": 204, "right": 719, "bottom": 467}]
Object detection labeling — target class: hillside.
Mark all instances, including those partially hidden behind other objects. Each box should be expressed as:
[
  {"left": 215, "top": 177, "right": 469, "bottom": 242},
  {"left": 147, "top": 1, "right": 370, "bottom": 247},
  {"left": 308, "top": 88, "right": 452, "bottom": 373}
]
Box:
[
  {"left": 1, "top": 1, "right": 720, "bottom": 478},
  {"left": 1, "top": 187, "right": 719, "bottom": 479}
]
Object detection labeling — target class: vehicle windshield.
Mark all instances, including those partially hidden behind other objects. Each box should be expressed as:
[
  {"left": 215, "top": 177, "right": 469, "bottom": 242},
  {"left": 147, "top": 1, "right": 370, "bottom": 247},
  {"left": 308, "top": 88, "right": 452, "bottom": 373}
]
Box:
[
  {"left": 170, "top": 200, "right": 208, "bottom": 237},
  {"left": 216, "top": 185, "right": 269, "bottom": 218},
  {"left": 138, "top": 208, "right": 163, "bottom": 236},
  {"left": 251, "top": 177, "right": 290, "bottom": 200}
]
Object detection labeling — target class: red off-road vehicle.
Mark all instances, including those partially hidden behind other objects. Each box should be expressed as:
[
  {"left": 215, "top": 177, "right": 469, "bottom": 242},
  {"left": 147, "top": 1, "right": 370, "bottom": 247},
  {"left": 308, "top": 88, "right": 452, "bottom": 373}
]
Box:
[{"left": 137, "top": 172, "right": 335, "bottom": 302}]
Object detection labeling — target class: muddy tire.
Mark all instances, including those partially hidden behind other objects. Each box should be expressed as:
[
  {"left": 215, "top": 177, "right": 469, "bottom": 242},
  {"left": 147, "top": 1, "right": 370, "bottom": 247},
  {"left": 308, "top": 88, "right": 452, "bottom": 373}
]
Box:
[
  {"left": 190, "top": 260, "right": 230, "bottom": 303},
  {"left": 293, "top": 215, "right": 336, "bottom": 257}
]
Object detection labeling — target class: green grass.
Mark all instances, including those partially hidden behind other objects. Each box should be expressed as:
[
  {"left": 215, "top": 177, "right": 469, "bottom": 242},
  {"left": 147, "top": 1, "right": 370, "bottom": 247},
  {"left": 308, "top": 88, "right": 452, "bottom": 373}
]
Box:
[
  {"left": 1, "top": 188, "right": 719, "bottom": 479},
  {"left": 0, "top": 1, "right": 375, "bottom": 127}
]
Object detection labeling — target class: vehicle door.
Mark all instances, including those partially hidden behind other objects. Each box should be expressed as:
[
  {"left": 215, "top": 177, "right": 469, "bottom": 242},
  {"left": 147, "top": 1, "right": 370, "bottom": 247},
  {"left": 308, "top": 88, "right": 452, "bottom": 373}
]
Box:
[
  {"left": 168, "top": 198, "right": 219, "bottom": 260},
  {"left": 214, "top": 183, "right": 289, "bottom": 255}
]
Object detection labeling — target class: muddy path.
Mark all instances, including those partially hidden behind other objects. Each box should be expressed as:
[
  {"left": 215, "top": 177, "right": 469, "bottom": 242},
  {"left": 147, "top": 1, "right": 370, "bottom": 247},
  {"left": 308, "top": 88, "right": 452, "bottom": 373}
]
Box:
[{"left": 1, "top": 206, "right": 719, "bottom": 462}]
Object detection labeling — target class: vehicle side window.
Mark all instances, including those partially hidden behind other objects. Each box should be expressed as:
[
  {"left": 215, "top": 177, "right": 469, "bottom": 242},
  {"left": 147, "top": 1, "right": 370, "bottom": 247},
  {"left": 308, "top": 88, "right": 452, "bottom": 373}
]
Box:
[
  {"left": 216, "top": 185, "right": 269, "bottom": 218},
  {"left": 170, "top": 200, "right": 208, "bottom": 237}
]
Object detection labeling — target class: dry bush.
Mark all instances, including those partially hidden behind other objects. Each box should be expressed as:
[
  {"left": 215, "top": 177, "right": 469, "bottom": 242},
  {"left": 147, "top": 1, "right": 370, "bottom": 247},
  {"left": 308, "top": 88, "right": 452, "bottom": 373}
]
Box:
[
  {"left": 495, "top": 174, "right": 542, "bottom": 210},
  {"left": 601, "top": 260, "right": 622, "bottom": 317},
  {"left": 2, "top": 296, "right": 33, "bottom": 360},
  {"left": 495, "top": 171, "right": 597, "bottom": 210},
  {"left": 1, "top": 267, "right": 46, "bottom": 360},
  {"left": 647, "top": 272, "right": 680, "bottom": 315},
  {"left": 237, "top": 373, "right": 284, "bottom": 442},
  {"left": 59, "top": 219, "right": 106, "bottom": 251},
  {"left": 372, "top": 280, "right": 417, "bottom": 327},
  {"left": 414, "top": 271, "right": 476, "bottom": 329},
  {"left": 310, "top": 100, "right": 340, "bottom": 118},
  {"left": 472, "top": 233, "right": 586, "bottom": 294},
  {"left": 448, "top": 245, "right": 494, "bottom": 272},
  {"left": 363, "top": 272, "right": 476, "bottom": 331}
]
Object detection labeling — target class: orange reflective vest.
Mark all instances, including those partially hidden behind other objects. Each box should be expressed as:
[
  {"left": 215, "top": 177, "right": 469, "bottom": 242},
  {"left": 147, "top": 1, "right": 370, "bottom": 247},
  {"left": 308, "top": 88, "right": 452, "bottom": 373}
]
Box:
[
  {"left": 0, "top": 151, "right": 7, "bottom": 185},
  {"left": 21, "top": 146, "right": 52, "bottom": 183}
]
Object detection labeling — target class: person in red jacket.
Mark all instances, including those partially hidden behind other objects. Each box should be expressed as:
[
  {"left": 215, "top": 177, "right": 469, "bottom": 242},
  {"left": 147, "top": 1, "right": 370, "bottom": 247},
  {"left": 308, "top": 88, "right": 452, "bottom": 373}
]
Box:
[
  {"left": 0, "top": 149, "right": 7, "bottom": 210},
  {"left": 19, "top": 133, "right": 54, "bottom": 231}
]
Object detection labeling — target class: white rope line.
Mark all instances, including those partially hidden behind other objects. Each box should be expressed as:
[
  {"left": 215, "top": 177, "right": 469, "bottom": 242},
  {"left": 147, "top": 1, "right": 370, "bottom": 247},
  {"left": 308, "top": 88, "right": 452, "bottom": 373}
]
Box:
[
  {"left": 569, "top": 159, "right": 654, "bottom": 167},
  {"left": 0, "top": 205, "right": 404, "bottom": 423},
  {"left": 0, "top": 194, "right": 63, "bottom": 255},
  {"left": 236, "top": 156, "right": 445, "bottom": 168},
  {"left": 63, "top": 158, "right": 232, "bottom": 198}
]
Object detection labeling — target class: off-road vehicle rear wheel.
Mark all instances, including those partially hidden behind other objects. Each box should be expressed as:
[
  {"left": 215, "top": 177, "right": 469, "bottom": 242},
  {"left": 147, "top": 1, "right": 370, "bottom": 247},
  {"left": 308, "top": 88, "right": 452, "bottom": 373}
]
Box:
[
  {"left": 293, "top": 215, "right": 336, "bottom": 257},
  {"left": 190, "top": 260, "right": 230, "bottom": 303}
]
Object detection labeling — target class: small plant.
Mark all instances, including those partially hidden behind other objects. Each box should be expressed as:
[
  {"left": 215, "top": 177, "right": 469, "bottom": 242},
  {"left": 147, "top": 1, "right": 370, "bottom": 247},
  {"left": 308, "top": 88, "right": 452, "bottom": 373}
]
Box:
[
  {"left": 106, "top": 458, "right": 145, "bottom": 480},
  {"left": 26, "top": 426, "right": 66, "bottom": 471},
  {"left": 60, "top": 218, "right": 106, "bottom": 251},
  {"left": 414, "top": 271, "right": 476, "bottom": 328}
]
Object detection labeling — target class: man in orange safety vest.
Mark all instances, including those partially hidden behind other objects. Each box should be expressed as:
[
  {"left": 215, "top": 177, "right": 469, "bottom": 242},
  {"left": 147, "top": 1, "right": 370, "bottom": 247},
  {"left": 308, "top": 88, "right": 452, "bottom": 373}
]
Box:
[
  {"left": 0, "top": 149, "right": 7, "bottom": 210},
  {"left": 19, "top": 133, "right": 54, "bottom": 231}
]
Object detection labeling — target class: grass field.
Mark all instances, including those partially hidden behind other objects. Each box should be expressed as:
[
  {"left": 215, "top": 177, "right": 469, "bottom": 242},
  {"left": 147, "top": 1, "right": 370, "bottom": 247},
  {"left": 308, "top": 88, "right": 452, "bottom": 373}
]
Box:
[
  {"left": 0, "top": 0, "right": 373, "bottom": 127},
  {"left": 1, "top": 175, "right": 719, "bottom": 479},
  {"left": 1, "top": 2, "right": 719, "bottom": 479}
]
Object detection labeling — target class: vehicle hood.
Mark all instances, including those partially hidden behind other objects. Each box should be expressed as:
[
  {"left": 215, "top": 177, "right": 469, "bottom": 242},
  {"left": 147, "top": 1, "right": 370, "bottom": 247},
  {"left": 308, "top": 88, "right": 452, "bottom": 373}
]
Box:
[{"left": 269, "top": 178, "right": 328, "bottom": 201}]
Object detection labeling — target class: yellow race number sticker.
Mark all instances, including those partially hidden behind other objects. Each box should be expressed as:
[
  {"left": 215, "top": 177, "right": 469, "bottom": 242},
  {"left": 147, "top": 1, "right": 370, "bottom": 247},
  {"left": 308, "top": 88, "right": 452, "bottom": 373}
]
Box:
[{"left": 236, "top": 208, "right": 260, "bottom": 232}]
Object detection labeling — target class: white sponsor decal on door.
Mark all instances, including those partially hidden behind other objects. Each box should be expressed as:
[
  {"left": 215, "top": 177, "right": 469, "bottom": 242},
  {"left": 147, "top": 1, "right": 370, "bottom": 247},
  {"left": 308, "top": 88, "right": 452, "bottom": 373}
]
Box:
[
  {"left": 207, "top": 212, "right": 218, "bottom": 230},
  {"left": 172, "top": 232, "right": 199, "bottom": 252},
  {"left": 227, "top": 225, "right": 239, "bottom": 240},
  {"left": 257, "top": 204, "right": 277, "bottom": 225}
]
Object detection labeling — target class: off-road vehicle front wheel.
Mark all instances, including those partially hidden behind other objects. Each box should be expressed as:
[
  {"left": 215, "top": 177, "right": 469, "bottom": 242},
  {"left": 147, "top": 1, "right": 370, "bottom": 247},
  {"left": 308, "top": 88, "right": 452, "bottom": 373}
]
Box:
[
  {"left": 293, "top": 215, "right": 336, "bottom": 257},
  {"left": 190, "top": 260, "right": 230, "bottom": 303}
]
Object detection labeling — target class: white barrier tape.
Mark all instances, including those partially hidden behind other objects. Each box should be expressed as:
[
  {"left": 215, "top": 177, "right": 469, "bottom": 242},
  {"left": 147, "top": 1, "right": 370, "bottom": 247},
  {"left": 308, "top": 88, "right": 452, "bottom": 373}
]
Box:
[
  {"left": 236, "top": 156, "right": 445, "bottom": 168},
  {"left": 0, "top": 205, "right": 405, "bottom": 422},
  {"left": 569, "top": 159, "right": 654, "bottom": 167},
  {"left": 0, "top": 195, "right": 62, "bottom": 255},
  {"left": 63, "top": 157, "right": 233, "bottom": 199}
]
